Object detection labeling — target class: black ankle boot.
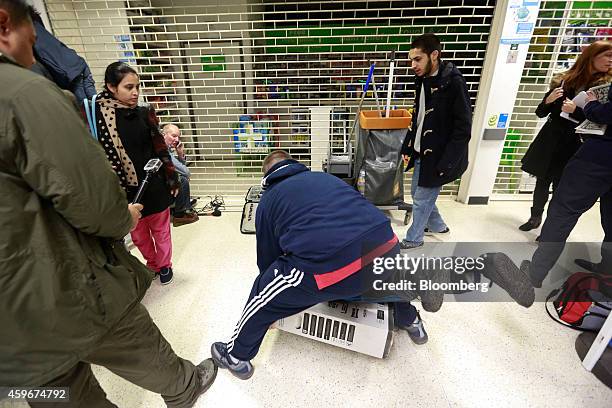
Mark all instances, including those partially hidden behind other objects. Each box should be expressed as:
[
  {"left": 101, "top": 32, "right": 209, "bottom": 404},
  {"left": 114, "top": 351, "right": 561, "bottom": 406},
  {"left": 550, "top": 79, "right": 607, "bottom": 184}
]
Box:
[
  {"left": 574, "top": 258, "right": 605, "bottom": 274},
  {"left": 519, "top": 216, "right": 542, "bottom": 231},
  {"left": 519, "top": 208, "right": 543, "bottom": 231}
]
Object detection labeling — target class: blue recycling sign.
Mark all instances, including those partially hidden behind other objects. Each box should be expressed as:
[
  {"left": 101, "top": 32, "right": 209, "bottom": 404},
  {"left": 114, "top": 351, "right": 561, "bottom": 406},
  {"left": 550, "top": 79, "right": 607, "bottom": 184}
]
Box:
[{"left": 497, "top": 113, "right": 509, "bottom": 128}]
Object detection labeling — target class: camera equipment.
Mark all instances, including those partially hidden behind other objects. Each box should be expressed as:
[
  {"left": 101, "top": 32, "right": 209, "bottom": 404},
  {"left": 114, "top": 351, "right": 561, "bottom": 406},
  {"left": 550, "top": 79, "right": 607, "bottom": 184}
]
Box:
[{"left": 132, "top": 158, "right": 162, "bottom": 204}]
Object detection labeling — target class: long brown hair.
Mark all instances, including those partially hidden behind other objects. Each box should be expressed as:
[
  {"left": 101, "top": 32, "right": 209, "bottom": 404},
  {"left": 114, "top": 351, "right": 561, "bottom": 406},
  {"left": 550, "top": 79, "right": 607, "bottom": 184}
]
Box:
[{"left": 560, "top": 40, "right": 612, "bottom": 91}]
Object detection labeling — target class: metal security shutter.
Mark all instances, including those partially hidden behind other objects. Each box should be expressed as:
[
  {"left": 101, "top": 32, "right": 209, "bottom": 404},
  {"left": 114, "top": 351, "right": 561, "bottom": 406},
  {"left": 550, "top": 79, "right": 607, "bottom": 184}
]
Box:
[
  {"left": 493, "top": 1, "right": 612, "bottom": 199},
  {"left": 46, "top": 0, "right": 495, "bottom": 208}
]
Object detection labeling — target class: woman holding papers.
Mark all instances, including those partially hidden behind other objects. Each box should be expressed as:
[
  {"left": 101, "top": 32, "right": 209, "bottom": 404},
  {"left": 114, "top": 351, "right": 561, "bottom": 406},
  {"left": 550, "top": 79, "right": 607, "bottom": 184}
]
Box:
[{"left": 519, "top": 41, "right": 612, "bottom": 232}]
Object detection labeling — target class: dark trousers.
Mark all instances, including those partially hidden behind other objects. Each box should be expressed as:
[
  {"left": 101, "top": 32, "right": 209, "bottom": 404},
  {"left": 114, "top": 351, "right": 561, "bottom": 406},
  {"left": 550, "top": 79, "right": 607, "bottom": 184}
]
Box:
[
  {"left": 173, "top": 175, "right": 191, "bottom": 214},
  {"left": 227, "top": 244, "right": 416, "bottom": 361},
  {"left": 30, "top": 304, "right": 201, "bottom": 408},
  {"left": 532, "top": 174, "right": 561, "bottom": 216},
  {"left": 530, "top": 155, "right": 612, "bottom": 282}
]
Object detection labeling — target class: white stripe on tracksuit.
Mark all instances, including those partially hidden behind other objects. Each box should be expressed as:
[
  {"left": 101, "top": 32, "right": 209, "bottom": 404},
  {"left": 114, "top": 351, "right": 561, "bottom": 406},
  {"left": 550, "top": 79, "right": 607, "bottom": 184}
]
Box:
[
  {"left": 227, "top": 268, "right": 304, "bottom": 353},
  {"left": 228, "top": 269, "right": 294, "bottom": 341}
]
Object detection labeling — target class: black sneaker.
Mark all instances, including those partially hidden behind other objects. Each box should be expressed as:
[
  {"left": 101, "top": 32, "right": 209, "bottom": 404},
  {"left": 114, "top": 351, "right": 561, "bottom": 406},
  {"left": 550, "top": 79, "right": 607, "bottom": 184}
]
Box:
[
  {"left": 397, "top": 311, "right": 428, "bottom": 345},
  {"left": 159, "top": 267, "right": 173, "bottom": 285},
  {"left": 400, "top": 240, "right": 424, "bottom": 250},
  {"left": 211, "top": 342, "right": 254, "bottom": 380},
  {"left": 424, "top": 227, "right": 450, "bottom": 234}
]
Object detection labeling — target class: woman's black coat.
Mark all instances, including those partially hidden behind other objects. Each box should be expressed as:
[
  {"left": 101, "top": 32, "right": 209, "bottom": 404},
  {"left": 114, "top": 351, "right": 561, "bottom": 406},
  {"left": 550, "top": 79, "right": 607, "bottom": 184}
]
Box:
[{"left": 521, "top": 85, "right": 584, "bottom": 180}]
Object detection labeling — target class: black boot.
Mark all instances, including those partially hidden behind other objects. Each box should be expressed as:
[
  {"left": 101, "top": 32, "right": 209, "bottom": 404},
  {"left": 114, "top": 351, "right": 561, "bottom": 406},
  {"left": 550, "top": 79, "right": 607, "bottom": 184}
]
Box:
[
  {"left": 481, "top": 253, "right": 535, "bottom": 307},
  {"left": 574, "top": 258, "right": 605, "bottom": 274},
  {"left": 519, "top": 207, "right": 543, "bottom": 231}
]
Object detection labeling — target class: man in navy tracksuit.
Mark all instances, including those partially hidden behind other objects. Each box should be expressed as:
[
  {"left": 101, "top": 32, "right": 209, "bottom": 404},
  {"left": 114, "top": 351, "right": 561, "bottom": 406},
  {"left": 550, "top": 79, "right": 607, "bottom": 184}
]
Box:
[
  {"left": 527, "top": 83, "right": 612, "bottom": 285},
  {"left": 211, "top": 151, "right": 424, "bottom": 380}
]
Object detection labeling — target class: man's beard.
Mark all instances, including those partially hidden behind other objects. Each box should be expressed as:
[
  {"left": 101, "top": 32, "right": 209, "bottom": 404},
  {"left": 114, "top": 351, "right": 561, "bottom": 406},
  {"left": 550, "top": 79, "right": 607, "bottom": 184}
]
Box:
[{"left": 424, "top": 57, "right": 433, "bottom": 76}]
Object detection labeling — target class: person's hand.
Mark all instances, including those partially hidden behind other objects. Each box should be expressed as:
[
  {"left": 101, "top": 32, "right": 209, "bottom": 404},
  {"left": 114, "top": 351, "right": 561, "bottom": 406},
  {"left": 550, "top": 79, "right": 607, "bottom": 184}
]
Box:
[
  {"left": 561, "top": 98, "right": 576, "bottom": 113},
  {"left": 545, "top": 87, "right": 564, "bottom": 104},
  {"left": 585, "top": 90, "right": 597, "bottom": 103},
  {"left": 176, "top": 141, "right": 186, "bottom": 160},
  {"left": 128, "top": 203, "right": 143, "bottom": 231},
  {"left": 402, "top": 155, "right": 409, "bottom": 165},
  {"left": 171, "top": 187, "right": 180, "bottom": 197}
]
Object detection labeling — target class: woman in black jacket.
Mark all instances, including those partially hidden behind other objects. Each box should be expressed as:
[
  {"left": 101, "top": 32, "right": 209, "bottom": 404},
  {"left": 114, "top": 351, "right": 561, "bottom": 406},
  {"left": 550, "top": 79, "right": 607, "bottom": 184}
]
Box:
[
  {"left": 520, "top": 41, "right": 612, "bottom": 231},
  {"left": 94, "top": 62, "right": 180, "bottom": 285}
]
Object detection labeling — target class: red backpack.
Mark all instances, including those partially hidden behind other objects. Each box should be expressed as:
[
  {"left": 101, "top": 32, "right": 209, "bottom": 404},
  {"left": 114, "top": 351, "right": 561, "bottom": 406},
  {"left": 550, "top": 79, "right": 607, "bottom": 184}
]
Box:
[{"left": 546, "top": 272, "right": 612, "bottom": 331}]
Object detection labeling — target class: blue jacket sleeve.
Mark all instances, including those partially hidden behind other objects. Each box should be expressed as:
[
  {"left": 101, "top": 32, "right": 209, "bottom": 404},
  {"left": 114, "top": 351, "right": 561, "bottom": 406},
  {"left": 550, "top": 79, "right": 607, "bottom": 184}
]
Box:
[
  {"left": 81, "top": 65, "right": 97, "bottom": 99},
  {"left": 255, "top": 198, "right": 282, "bottom": 273},
  {"left": 33, "top": 20, "right": 86, "bottom": 88},
  {"left": 583, "top": 88, "right": 612, "bottom": 125},
  {"left": 171, "top": 155, "right": 190, "bottom": 178}
]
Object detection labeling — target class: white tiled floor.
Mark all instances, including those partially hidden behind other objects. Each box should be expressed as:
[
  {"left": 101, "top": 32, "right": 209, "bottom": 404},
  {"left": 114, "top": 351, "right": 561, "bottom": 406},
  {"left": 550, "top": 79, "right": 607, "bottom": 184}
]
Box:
[{"left": 91, "top": 200, "right": 611, "bottom": 408}]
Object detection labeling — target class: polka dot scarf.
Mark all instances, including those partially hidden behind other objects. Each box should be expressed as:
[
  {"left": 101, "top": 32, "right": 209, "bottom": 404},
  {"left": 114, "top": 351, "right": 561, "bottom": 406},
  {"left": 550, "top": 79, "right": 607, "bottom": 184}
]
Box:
[{"left": 95, "top": 90, "right": 139, "bottom": 188}]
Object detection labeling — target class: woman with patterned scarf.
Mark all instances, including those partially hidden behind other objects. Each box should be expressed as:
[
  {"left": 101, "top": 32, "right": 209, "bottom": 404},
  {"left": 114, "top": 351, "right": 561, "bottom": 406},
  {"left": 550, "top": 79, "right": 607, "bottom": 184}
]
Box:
[{"left": 94, "top": 61, "right": 179, "bottom": 285}]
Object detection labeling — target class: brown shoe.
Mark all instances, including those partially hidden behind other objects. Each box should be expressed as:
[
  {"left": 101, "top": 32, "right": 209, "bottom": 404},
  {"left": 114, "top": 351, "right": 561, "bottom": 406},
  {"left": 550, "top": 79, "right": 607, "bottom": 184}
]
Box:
[
  {"left": 172, "top": 211, "right": 199, "bottom": 227},
  {"left": 189, "top": 359, "right": 217, "bottom": 406}
]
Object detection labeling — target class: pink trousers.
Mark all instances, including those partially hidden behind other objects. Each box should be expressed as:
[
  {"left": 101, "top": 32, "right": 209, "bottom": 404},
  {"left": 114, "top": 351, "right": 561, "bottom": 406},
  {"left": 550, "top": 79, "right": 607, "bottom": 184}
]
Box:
[{"left": 130, "top": 208, "right": 172, "bottom": 272}]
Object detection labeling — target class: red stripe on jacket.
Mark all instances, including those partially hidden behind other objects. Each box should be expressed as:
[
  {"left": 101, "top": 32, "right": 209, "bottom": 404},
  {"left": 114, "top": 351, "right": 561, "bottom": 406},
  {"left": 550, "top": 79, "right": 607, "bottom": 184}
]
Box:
[{"left": 313, "top": 235, "right": 399, "bottom": 290}]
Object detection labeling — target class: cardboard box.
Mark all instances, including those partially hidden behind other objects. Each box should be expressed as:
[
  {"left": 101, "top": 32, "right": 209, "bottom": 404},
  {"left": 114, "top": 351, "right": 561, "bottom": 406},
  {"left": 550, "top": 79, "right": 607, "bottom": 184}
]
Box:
[
  {"left": 240, "top": 201, "right": 257, "bottom": 234},
  {"left": 359, "top": 109, "right": 411, "bottom": 130},
  {"left": 240, "top": 185, "right": 263, "bottom": 234},
  {"left": 276, "top": 301, "right": 394, "bottom": 358}
]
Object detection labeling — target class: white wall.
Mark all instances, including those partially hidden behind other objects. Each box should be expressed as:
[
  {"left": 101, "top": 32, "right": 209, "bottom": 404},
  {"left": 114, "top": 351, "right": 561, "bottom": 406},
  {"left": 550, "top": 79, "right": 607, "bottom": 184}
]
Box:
[{"left": 458, "top": 0, "right": 541, "bottom": 204}]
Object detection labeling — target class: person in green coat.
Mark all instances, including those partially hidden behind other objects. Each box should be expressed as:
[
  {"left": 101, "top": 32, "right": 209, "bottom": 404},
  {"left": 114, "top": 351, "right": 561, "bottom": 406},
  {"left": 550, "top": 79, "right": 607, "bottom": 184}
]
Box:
[{"left": 0, "top": 1, "right": 216, "bottom": 406}]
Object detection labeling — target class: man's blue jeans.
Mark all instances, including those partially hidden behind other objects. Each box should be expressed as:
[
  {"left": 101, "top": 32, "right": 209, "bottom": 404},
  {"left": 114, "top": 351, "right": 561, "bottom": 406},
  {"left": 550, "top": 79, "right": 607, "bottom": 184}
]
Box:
[
  {"left": 174, "top": 175, "right": 191, "bottom": 214},
  {"left": 404, "top": 159, "right": 447, "bottom": 244}
]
